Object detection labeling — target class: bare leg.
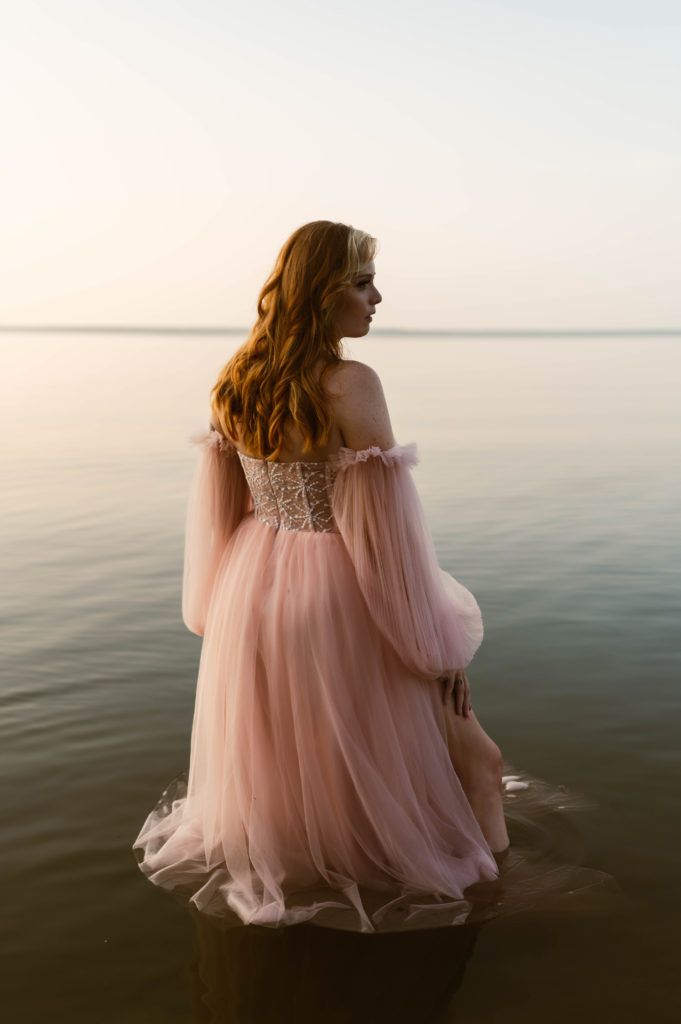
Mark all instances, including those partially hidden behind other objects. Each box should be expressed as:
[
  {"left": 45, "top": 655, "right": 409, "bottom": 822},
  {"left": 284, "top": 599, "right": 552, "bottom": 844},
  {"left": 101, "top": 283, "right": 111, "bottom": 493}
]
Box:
[{"left": 443, "top": 706, "right": 509, "bottom": 855}]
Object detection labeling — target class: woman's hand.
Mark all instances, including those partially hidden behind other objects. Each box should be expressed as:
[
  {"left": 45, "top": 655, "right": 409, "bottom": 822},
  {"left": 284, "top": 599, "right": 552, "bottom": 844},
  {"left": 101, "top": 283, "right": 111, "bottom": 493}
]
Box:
[{"left": 440, "top": 668, "right": 472, "bottom": 718}]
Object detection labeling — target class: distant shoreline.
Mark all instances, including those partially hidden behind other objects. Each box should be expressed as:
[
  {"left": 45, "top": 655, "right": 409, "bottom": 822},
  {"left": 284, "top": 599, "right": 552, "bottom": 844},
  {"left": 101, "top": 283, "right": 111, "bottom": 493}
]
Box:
[{"left": 1, "top": 326, "right": 680, "bottom": 337}]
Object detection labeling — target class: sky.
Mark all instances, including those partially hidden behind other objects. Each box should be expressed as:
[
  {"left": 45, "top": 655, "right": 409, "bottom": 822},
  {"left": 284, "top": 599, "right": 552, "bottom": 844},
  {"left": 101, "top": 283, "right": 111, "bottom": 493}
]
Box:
[{"left": 0, "top": 0, "right": 679, "bottom": 330}]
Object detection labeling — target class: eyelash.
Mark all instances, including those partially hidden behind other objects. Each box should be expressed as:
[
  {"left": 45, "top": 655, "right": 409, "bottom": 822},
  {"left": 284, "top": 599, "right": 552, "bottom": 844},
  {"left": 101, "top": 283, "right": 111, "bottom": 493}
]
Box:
[{"left": 356, "top": 281, "right": 371, "bottom": 289}]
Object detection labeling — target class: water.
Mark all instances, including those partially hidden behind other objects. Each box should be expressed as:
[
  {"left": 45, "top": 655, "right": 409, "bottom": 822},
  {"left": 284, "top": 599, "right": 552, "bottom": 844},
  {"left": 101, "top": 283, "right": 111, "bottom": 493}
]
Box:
[{"left": 2, "top": 332, "right": 680, "bottom": 1021}]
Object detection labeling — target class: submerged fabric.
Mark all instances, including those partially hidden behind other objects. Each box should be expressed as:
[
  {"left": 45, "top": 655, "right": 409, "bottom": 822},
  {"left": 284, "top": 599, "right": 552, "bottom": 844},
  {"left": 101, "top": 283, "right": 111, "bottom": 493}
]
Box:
[{"left": 134, "top": 431, "right": 500, "bottom": 932}]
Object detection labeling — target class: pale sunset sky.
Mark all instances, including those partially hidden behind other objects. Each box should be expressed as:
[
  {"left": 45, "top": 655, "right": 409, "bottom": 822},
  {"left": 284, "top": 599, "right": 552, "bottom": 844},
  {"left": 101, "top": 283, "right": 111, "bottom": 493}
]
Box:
[{"left": 1, "top": 0, "right": 679, "bottom": 330}]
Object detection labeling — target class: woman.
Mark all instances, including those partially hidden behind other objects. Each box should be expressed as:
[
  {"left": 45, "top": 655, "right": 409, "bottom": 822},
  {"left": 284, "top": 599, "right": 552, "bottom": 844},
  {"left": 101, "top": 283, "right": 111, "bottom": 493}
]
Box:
[{"left": 134, "top": 220, "right": 509, "bottom": 932}]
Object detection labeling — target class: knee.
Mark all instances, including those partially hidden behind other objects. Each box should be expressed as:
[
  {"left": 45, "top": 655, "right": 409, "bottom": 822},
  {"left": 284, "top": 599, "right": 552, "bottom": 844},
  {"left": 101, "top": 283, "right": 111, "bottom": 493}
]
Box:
[{"left": 480, "top": 740, "right": 504, "bottom": 790}]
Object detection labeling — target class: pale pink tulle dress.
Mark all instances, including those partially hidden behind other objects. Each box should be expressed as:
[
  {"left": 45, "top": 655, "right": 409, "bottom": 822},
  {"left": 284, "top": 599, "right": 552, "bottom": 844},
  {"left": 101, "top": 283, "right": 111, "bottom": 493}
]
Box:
[{"left": 133, "top": 430, "right": 500, "bottom": 932}]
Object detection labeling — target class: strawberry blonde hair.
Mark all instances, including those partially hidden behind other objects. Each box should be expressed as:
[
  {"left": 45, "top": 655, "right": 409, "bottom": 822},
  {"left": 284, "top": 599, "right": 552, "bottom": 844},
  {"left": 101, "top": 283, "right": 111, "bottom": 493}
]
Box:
[{"left": 210, "top": 220, "right": 377, "bottom": 460}]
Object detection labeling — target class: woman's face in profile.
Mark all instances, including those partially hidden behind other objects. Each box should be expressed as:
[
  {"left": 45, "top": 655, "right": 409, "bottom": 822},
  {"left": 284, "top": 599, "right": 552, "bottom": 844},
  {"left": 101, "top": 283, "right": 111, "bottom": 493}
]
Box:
[{"left": 332, "top": 260, "right": 382, "bottom": 340}]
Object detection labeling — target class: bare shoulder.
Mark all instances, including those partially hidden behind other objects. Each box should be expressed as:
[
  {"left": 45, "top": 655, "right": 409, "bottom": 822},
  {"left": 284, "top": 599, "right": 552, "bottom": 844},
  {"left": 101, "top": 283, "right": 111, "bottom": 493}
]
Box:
[
  {"left": 324, "top": 359, "right": 395, "bottom": 450},
  {"left": 323, "top": 359, "right": 384, "bottom": 399},
  {"left": 323, "top": 360, "right": 385, "bottom": 415}
]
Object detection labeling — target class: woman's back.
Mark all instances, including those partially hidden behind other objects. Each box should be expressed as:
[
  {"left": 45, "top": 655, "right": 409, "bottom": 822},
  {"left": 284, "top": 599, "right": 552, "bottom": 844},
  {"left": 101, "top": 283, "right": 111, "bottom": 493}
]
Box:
[
  {"left": 209, "top": 359, "right": 395, "bottom": 538},
  {"left": 219, "top": 359, "right": 395, "bottom": 463}
]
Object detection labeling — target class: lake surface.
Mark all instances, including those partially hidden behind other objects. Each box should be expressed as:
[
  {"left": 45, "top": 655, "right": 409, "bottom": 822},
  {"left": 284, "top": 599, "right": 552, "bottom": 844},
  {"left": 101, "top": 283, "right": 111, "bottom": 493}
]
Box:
[{"left": 2, "top": 331, "right": 680, "bottom": 1021}]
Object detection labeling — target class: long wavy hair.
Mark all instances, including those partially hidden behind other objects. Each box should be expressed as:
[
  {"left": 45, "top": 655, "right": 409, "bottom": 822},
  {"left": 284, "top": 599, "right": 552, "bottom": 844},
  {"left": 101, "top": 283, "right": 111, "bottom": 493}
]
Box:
[{"left": 210, "top": 220, "right": 377, "bottom": 460}]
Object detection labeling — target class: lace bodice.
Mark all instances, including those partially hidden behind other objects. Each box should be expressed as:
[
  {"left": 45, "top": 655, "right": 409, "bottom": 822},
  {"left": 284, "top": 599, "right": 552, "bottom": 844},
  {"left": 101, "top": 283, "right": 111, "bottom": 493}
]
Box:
[{"left": 237, "top": 451, "right": 338, "bottom": 534}]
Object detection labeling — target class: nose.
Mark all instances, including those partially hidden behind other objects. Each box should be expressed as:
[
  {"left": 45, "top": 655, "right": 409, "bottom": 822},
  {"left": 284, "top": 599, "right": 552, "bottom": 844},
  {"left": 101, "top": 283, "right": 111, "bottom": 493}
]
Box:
[{"left": 372, "top": 285, "right": 382, "bottom": 304}]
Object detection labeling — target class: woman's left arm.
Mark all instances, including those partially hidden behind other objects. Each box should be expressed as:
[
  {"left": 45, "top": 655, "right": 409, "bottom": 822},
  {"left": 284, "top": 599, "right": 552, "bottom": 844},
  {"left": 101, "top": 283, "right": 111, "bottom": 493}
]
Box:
[{"left": 181, "top": 428, "right": 249, "bottom": 636}]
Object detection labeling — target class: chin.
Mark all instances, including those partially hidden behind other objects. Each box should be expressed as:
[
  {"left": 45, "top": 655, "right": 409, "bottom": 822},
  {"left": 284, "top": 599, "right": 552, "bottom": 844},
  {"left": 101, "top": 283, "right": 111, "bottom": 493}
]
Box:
[{"left": 342, "top": 323, "right": 372, "bottom": 340}]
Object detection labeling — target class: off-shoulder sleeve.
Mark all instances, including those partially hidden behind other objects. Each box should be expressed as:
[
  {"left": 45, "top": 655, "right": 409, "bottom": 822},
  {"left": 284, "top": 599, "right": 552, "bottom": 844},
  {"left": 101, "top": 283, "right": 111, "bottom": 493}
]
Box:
[
  {"left": 182, "top": 429, "right": 249, "bottom": 637},
  {"left": 330, "top": 444, "right": 483, "bottom": 679}
]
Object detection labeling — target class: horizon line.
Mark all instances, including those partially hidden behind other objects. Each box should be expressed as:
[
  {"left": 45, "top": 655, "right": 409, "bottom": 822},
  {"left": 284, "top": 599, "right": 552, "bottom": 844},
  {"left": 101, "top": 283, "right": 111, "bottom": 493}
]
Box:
[{"left": 1, "top": 325, "right": 680, "bottom": 338}]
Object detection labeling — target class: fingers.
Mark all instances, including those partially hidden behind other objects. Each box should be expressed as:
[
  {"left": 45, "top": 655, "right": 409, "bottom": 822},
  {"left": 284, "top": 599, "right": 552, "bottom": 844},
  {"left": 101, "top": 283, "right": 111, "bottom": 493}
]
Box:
[
  {"left": 454, "top": 670, "right": 465, "bottom": 716},
  {"left": 454, "top": 670, "right": 473, "bottom": 717},
  {"left": 462, "top": 671, "right": 471, "bottom": 719},
  {"left": 441, "top": 670, "right": 473, "bottom": 717},
  {"left": 463, "top": 689, "right": 472, "bottom": 719}
]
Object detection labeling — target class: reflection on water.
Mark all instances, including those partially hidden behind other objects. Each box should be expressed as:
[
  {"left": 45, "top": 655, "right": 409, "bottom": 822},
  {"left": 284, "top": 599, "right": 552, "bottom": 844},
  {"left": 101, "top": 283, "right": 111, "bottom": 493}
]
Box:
[
  {"left": 188, "top": 910, "right": 480, "bottom": 1023},
  {"left": 182, "top": 786, "right": 625, "bottom": 1024}
]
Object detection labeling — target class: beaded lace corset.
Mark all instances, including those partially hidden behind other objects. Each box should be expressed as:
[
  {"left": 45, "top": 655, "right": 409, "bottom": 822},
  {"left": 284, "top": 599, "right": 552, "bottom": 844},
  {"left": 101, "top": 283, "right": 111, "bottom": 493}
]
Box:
[{"left": 237, "top": 452, "right": 338, "bottom": 534}]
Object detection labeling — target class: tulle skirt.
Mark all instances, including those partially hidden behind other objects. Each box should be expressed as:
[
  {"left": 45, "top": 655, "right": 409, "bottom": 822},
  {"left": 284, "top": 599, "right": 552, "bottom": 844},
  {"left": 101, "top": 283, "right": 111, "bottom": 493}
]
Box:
[{"left": 134, "top": 513, "right": 503, "bottom": 932}]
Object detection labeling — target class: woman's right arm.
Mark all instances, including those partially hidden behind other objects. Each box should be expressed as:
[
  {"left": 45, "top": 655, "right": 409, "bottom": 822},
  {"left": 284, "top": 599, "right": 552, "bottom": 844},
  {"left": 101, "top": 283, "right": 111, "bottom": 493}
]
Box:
[{"left": 328, "top": 361, "right": 484, "bottom": 700}]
